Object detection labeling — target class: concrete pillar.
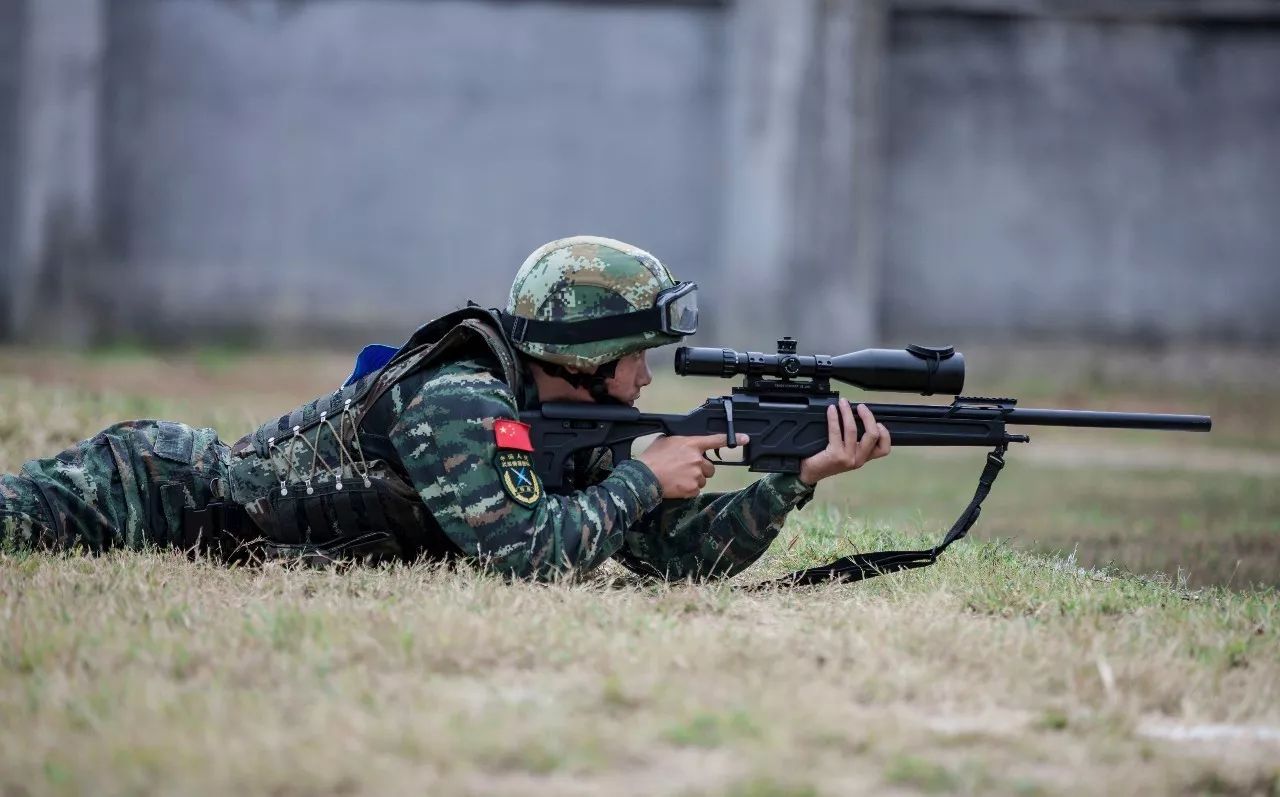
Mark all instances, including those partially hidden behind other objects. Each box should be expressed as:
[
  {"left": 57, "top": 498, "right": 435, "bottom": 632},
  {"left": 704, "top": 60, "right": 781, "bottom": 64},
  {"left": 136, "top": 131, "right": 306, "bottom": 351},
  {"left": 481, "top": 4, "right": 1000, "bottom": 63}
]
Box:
[
  {"left": 719, "top": 0, "right": 886, "bottom": 352},
  {"left": 0, "top": 1, "right": 24, "bottom": 336},
  {"left": 6, "top": 0, "right": 105, "bottom": 343}
]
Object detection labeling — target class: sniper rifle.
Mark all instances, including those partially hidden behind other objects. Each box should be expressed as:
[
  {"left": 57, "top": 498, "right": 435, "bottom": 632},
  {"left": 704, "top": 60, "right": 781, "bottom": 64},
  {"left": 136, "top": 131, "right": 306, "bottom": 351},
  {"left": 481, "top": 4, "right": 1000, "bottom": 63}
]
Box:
[{"left": 520, "top": 338, "right": 1211, "bottom": 586}]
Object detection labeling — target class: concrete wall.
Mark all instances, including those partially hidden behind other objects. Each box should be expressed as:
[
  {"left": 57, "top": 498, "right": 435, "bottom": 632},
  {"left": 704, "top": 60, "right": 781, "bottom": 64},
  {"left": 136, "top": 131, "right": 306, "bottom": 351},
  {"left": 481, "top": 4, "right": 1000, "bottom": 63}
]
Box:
[
  {"left": 97, "top": 0, "right": 726, "bottom": 344},
  {"left": 0, "top": 0, "right": 25, "bottom": 334},
  {"left": 882, "top": 9, "right": 1280, "bottom": 344},
  {"left": 3, "top": 0, "right": 104, "bottom": 344},
  {"left": 719, "top": 0, "right": 885, "bottom": 351},
  {"left": 2, "top": 0, "right": 1278, "bottom": 348}
]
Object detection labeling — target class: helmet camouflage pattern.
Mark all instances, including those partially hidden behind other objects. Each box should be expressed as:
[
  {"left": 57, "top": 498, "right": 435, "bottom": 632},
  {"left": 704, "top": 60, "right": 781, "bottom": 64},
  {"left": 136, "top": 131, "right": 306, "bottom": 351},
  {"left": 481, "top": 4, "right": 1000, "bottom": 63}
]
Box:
[{"left": 506, "top": 235, "right": 681, "bottom": 369}]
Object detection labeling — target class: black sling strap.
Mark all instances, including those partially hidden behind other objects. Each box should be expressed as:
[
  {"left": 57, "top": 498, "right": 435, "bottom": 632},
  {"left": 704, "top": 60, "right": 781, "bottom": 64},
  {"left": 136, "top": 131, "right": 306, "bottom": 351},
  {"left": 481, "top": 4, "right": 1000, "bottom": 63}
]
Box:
[{"left": 759, "top": 446, "right": 1007, "bottom": 588}]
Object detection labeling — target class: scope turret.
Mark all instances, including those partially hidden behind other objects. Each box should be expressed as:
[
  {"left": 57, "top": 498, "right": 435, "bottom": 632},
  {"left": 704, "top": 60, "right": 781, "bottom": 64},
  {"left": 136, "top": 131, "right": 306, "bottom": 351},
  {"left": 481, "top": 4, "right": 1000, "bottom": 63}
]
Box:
[{"left": 673, "top": 339, "right": 965, "bottom": 396}]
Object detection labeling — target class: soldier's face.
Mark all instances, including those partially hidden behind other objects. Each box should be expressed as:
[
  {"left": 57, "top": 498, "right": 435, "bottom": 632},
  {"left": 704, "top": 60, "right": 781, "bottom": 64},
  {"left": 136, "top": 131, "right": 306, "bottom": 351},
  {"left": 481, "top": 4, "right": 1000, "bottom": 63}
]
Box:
[{"left": 604, "top": 351, "right": 652, "bottom": 406}]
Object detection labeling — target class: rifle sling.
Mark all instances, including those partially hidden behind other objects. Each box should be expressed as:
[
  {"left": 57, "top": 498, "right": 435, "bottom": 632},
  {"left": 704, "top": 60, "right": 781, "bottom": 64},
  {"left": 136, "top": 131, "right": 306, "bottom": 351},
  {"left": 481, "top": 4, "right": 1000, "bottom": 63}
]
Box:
[{"left": 760, "top": 446, "right": 1007, "bottom": 588}]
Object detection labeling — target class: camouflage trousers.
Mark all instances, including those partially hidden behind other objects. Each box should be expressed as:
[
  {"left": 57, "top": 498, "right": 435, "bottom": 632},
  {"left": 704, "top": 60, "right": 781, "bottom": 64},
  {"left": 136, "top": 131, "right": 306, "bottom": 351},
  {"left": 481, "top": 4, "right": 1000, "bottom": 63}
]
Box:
[{"left": 0, "top": 421, "right": 229, "bottom": 554}]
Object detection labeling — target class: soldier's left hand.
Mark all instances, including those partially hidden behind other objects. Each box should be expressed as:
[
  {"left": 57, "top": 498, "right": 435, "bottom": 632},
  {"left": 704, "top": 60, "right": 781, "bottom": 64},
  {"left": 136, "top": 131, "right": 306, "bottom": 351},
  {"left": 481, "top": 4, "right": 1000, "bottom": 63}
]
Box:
[{"left": 797, "top": 399, "right": 891, "bottom": 486}]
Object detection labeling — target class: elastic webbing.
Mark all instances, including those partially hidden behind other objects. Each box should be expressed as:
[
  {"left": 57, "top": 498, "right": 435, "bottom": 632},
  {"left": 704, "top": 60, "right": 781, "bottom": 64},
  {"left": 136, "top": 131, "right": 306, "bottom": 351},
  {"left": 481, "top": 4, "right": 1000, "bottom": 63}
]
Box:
[{"left": 497, "top": 309, "right": 664, "bottom": 345}]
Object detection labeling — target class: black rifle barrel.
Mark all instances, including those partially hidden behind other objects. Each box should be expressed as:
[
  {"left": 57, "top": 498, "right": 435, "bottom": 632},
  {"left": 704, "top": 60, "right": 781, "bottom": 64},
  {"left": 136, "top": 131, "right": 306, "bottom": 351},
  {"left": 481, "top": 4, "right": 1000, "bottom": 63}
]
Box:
[
  {"left": 1001, "top": 407, "right": 1211, "bottom": 432},
  {"left": 843, "top": 402, "right": 1211, "bottom": 433}
]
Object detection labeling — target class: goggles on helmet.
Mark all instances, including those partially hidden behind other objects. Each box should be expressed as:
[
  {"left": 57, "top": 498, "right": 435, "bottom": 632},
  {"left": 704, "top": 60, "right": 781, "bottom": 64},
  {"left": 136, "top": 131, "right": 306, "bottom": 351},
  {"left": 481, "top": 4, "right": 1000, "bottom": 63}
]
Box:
[
  {"left": 499, "top": 282, "right": 699, "bottom": 345},
  {"left": 654, "top": 281, "right": 699, "bottom": 336}
]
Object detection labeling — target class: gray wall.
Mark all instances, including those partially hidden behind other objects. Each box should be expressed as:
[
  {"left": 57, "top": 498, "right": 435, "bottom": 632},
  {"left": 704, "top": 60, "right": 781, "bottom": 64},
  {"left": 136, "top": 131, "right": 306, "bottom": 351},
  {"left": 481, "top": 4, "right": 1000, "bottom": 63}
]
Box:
[
  {"left": 719, "top": 0, "right": 885, "bottom": 351},
  {"left": 0, "top": 0, "right": 23, "bottom": 334},
  {"left": 99, "top": 0, "right": 726, "bottom": 343},
  {"left": 2, "top": 0, "right": 1278, "bottom": 348},
  {"left": 2, "top": 0, "right": 103, "bottom": 343},
  {"left": 883, "top": 9, "right": 1280, "bottom": 344}
]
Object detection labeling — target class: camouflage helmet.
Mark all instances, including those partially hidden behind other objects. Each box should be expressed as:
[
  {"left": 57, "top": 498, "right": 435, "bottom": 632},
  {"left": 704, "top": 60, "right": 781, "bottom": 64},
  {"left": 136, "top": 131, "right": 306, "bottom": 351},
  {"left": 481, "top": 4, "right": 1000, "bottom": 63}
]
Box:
[{"left": 502, "top": 236, "right": 698, "bottom": 370}]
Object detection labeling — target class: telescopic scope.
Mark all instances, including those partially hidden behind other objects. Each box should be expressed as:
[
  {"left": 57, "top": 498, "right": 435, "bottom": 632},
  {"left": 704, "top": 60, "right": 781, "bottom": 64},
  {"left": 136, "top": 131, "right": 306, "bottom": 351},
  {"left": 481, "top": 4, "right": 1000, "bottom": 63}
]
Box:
[{"left": 673, "top": 339, "right": 965, "bottom": 396}]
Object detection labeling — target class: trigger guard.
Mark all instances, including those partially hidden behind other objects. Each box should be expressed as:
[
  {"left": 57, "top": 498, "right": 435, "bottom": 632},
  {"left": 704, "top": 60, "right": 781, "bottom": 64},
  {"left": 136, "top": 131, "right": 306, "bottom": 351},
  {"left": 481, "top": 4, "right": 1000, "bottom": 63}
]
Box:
[{"left": 610, "top": 443, "right": 632, "bottom": 464}]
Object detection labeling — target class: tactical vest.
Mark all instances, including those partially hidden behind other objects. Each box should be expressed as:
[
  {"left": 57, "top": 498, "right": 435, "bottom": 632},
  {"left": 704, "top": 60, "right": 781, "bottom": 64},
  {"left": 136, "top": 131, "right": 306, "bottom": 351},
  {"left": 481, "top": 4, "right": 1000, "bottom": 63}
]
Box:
[{"left": 223, "top": 307, "right": 524, "bottom": 560}]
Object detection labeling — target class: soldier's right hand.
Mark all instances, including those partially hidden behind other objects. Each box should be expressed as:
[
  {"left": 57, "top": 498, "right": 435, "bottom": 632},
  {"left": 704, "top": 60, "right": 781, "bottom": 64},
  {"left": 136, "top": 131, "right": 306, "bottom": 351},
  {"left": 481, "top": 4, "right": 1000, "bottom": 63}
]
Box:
[{"left": 635, "top": 433, "right": 749, "bottom": 499}]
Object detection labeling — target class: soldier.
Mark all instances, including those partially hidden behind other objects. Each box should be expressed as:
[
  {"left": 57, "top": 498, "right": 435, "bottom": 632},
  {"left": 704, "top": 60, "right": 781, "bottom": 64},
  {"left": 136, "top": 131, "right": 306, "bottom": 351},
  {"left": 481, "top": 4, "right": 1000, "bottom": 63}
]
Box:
[{"left": 0, "top": 236, "right": 891, "bottom": 580}]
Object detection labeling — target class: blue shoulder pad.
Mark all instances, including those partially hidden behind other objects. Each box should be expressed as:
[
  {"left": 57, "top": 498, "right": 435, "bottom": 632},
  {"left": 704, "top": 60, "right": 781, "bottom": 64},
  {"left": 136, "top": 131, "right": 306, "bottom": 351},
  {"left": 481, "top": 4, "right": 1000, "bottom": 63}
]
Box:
[{"left": 344, "top": 344, "right": 400, "bottom": 387}]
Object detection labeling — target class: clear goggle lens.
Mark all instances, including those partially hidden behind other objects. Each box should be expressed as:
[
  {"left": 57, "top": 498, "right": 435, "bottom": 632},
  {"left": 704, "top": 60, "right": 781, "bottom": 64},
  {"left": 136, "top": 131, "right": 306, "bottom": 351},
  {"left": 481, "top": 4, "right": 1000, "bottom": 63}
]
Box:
[{"left": 658, "top": 283, "right": 699, "bottom": 336}]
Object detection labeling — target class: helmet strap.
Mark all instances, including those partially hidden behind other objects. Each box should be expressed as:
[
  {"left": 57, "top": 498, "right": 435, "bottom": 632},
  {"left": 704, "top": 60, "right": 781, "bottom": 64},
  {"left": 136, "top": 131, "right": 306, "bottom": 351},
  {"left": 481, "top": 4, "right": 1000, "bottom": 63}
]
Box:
[{"left": 541, "top": 359, "right": 623, "bottom": 405}]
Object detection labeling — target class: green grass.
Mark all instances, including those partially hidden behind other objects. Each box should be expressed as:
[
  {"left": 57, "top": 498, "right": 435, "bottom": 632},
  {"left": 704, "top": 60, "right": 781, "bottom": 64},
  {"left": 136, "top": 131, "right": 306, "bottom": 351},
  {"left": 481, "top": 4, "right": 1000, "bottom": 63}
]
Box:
[
  {"left": 740, "top": 451, "right": 1280, "bottom": 589},
  {"left": 1, "top": 345, "right": 1278, "bottom": 795},
  {"left": 1, "top": 534, "right": 1276, "bottom": 796}
]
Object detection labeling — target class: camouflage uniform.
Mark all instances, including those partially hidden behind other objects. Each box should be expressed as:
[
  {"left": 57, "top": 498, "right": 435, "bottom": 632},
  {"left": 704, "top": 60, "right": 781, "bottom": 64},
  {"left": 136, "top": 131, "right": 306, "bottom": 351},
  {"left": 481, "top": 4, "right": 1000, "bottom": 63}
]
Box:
[
  {"left": 0, "top": 422, "right": 226, "bottom": 553},
  {"left": 0, "top": 237, "right": 815, "bottom": 579},
  {"left": 0, "top": 343, "right": 813, "bottom": 579},
  {"left": 356, "top": 352, "right": 815, "bottom": 580}
]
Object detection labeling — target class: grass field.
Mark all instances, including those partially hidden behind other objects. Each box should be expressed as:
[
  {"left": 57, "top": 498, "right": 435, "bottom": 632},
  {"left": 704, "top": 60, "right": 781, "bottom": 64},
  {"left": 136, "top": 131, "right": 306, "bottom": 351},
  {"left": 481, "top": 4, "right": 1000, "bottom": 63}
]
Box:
[{"left": 1, "top": 345, "right": 1278, "bottom": 795}]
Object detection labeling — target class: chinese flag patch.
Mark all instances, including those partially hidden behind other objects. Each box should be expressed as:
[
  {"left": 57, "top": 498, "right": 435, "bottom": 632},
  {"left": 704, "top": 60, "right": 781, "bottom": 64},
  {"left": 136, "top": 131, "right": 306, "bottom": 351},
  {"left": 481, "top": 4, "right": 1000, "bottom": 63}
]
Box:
[{"left": 494, "top": 419, "right": 534, "bottom": 452}]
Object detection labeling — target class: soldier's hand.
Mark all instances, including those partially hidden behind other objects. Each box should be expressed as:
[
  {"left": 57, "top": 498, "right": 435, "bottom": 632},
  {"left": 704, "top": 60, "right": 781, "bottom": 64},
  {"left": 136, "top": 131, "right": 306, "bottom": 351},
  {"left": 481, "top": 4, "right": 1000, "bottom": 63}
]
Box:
[
  {"left": 798, "top": 399, "right": 891, "bottom": 486},
  {"left": 636, "top": 433, "right": 749, "bottom": 499}
]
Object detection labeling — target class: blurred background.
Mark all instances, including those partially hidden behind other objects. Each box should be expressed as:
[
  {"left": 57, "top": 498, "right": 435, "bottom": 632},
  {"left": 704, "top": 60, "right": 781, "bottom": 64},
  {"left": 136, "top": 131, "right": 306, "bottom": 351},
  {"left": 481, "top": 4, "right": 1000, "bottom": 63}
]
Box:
[
  {"left": 1, "top": 0, "right": 1277, "bottom": 350},
  {"left": 1, "top": 0, "right": 1278, "bottom": 585}
]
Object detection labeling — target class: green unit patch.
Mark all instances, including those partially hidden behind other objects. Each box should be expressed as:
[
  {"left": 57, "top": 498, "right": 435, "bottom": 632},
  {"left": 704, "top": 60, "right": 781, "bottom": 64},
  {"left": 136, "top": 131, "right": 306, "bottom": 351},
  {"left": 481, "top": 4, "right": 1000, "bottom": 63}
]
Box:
[{"left": 494, "top": 450, "right": 543, "bottom": 508}]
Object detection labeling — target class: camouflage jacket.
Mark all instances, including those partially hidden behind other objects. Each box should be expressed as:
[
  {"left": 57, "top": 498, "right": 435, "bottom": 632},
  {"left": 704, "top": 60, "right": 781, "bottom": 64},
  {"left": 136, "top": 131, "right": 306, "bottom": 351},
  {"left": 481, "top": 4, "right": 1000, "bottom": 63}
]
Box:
[
  {"left": 226, "top": 309, "right": 816, "bottom": 580},
  {"left": 376, "top": 356, "right": 816, "bottom": 580}
]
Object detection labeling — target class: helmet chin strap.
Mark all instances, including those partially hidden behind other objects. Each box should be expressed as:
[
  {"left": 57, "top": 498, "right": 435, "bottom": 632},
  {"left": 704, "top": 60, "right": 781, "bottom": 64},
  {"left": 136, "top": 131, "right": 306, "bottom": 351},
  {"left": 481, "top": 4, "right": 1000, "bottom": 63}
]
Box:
[{"left": 541, "top": 359, "right": 624, "bottom": 405}]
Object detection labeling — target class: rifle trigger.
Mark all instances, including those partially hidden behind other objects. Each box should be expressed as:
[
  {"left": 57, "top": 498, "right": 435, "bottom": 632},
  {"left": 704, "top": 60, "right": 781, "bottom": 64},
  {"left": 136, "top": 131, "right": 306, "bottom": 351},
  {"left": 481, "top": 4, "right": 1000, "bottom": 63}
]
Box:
[{"left": 722, "top": 398, "right": 737, "bottom": 448}]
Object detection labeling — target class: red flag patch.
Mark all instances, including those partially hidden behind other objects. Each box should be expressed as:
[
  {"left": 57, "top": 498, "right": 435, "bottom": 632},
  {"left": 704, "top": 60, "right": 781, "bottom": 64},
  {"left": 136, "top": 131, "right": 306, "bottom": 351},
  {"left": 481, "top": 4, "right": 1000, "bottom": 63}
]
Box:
[{"left": 494, "top": 419, "right": 534, "bottom": 452}]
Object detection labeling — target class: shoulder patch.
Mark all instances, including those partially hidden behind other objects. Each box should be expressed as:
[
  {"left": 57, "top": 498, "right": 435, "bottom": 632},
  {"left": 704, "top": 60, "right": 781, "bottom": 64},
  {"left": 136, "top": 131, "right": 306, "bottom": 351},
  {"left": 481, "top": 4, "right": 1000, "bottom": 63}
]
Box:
[
  {"left": 494, "top": 419, "right": 534, "bottom": 452},
  {"left": 494, "top": 450, "right": 543, "bottom": 508}
]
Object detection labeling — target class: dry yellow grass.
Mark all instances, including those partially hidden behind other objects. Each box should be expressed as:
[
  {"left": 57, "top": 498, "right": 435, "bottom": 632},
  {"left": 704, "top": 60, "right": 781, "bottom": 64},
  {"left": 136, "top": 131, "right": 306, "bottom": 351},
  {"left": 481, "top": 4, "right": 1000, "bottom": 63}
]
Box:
[
  {"left": 2, "top": 544, "right": 1277, "bottom": 796},
  {"left": 1, "top": 346, "right": 1278, "bottom": 795}
]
